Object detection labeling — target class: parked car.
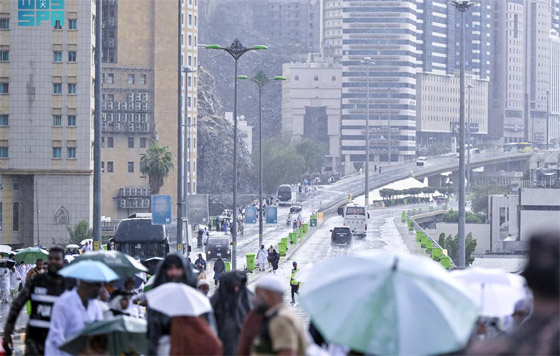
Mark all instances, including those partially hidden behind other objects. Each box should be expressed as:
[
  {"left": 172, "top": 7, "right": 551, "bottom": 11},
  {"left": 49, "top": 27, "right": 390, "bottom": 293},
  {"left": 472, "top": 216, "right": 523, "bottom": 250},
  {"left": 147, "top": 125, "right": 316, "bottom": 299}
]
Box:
[
  {"left": 290, "top": 203, "right": 303, "bottom": 213},
  {"left": 330, "top": 226, "right": 353, "bottom": 247}
]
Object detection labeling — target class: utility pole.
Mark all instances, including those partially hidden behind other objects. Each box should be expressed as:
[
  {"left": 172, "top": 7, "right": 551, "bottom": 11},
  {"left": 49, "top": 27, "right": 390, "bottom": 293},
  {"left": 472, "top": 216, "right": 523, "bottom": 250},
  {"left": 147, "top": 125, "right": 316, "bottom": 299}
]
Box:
[
  {"left": 546, "top": 90, "right": 550, "bottom": 150},
  {"left": 176, "top": 0, "right": 184, "bottom": 255},
  {"left": 93, "top": 0, "right": 102, "bottom": 251},
  {"left": 387, "top": 88, "right": 392, "bottom": 167},
  {"left": 450, "top": 0, "right": 476, "bottom": 268},
  {"left": 467, "top": 83, "right": 472, "bottom": 190},
  {"left": 361, "top": 57, "right": 372, "bottom": 206},
  {"left": 182, "top": 66, "right": 196, "bottom": 258}
]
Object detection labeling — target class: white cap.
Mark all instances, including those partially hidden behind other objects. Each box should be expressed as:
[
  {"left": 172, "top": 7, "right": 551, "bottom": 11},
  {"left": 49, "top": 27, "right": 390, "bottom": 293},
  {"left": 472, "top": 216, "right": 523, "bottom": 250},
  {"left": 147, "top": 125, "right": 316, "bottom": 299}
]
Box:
[
  {"left": 197, "top": 279, "right": 210, "bottom": 288},
  {"left": 255, "top": 275, "right": 285, "bottom": 294}
]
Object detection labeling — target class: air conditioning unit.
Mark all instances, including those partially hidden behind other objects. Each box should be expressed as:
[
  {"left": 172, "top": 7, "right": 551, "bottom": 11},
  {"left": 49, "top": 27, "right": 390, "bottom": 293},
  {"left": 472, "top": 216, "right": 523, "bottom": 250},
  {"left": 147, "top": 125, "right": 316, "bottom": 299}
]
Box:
[
  {"left": 101, "top": 123, "right": 107, "bottom": 131},
  {"left": 142, "top": 114, "right": 148, "bottom": 122},
  {"left": 128, "top": 123, "right": 134, "bottom": 132},
  {"left": 125, "top": 187, "right": 131, "bottom": 196},
  {"left": 128, "top": 92, "right": 134, "bottom": 101},
  {"left": 119, "top": 199, "right": 126, "bottom": 208},
  {"left": 114, "top": 123, "right": 121, "bottom": 131},
  {"left": 119, "top": 187, "right": 125, "bottom": 196}
]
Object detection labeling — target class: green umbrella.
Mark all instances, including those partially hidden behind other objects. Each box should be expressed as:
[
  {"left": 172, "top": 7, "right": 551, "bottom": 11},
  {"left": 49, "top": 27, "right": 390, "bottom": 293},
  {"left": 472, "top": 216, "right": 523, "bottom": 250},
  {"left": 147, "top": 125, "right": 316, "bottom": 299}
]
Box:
[
  {"left": 60, "top": 316, "right": 147, "bottom": 355},
  {"left": 73, "top": 251, "right": 147, "bottom": 278},
  {"left": 13, "top": 247, "right": 48, "bottom": 264}
]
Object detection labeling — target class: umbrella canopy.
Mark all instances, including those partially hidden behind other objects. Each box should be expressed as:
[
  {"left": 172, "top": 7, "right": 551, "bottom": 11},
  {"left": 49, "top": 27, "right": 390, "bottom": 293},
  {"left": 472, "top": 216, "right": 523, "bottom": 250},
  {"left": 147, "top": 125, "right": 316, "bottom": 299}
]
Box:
[
  {"left": 145, "top": 282, "right": 212, "bottom": 317},
  {"left": 66, "top": 244, "right": 80, "bottom": 249},
  {"left": 0, "top": 259, "right": 15, "bottom": 269},
  {"left": 59, "top": 260, "right": 119, "bottom": 282},
  {"left": 73, "top": 251, "right": 147, "bottom": 277},
  {"left": 80, "top": 239, "right": 93, "bottom": 246},
  {"left": 13, "top": 247, "right": 48, "bottom": 264},
  {"left": 60, "top": 315, "right": 147, "bottom": 355},
  {"left": 299, "top": 252, "right": 479, "bottom": 356},
  {"left": 0, "top": 245, "right": 12, "bottom": 254},
  {"left": 141, "top": 257, "right": 163, "bottom": 275},
  {"left": 451, "top": 267, "right": 529, "bottom": 317}
]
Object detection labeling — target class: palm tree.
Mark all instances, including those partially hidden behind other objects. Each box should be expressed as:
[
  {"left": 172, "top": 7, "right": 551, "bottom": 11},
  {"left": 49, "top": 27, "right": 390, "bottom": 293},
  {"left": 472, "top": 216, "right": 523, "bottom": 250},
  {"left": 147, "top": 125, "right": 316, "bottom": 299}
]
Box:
[
  {"left": 140, "top": 140, "right": 175, "bottom": 194},
  {"left": 66, "top": 220, "right": 92, "bottom": 245}
]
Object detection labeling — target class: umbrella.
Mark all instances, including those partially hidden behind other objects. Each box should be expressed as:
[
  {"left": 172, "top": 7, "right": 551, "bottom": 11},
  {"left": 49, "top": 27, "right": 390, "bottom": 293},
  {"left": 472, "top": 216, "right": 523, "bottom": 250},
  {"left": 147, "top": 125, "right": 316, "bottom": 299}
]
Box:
[
  {"left": 80, "top": 239, "right": 93, "bottom": 246},
  {"left": 0, "top": 245, "right": 12, "bottom": 254},
  {"left": 66, "top": 244, "right": 80, "bottom": 249},
  {"left": 73, "top": 251, "right": 147, "bottom": 278},
  {"left": 0, "top": 259, "right": 15, "bottom": 269},
  {"left": 145, "top": 282, "right": 212, "bottom": 317},
  {"left": 64, "top": 255, "right": 75, "bottom": 263},
  {"left": 60, "top": 315, "right": 147, "bottom": 355},
  {"left": 59, "top": 260, "right": 119, "bottom": 282},
  {"left": 299, "top": 252, "right": 479, "bottom": 356},
  {"left": 451, "top": 268, "right": 529, "bottom": 318},
  {"left": 13, "top": 247, "right": 48, "bottom": 264},
  {"left": 141, "top": 257, "right": 163, "bottom": 275}
]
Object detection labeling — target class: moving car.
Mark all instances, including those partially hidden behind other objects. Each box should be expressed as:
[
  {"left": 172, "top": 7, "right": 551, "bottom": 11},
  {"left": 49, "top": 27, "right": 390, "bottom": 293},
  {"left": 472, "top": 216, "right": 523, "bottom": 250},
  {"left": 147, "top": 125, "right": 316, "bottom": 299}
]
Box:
[
  {"left": 205, "top": 236, "right": 231, "bottom": 261},
  {"left": 330, "top": 227, "right": 353, "bottom": 247},
  {"left": 290, "top": 203, "right": 303, "bottom": 213},
  {"left": 416, "top": 156, "right": 427, "bottom": 166}
]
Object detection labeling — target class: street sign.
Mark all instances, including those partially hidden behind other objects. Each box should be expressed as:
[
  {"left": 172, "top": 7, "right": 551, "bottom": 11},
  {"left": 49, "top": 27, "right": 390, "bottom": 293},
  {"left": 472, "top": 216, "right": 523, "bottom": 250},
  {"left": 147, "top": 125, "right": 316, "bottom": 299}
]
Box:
[
  {"left": 152, "top": 195, "right": 172, "bottom": 225},
  {"left": 93, "top": 241, "right": 100, "bottom": 251},
  {"left": 245, "top": 206, "right": 257, "bottom": 224},
  {"left": 265, "top": 206, "right": 277, "bottom": 223}
]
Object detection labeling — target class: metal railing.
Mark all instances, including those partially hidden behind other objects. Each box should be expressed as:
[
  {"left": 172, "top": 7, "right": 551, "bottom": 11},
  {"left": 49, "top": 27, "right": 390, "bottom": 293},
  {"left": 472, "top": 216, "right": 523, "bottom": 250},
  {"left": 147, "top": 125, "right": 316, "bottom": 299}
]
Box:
[{"left": 406, "top": 211, "right": 455, "bottom": 267}]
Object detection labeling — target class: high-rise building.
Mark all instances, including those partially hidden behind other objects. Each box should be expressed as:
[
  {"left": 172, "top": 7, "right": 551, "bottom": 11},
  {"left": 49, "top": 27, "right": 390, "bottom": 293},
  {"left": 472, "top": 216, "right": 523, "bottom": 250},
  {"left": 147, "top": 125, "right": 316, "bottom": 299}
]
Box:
[
  {"left": 101, "top": 0, "right": 198, "bottom": 219},
  {"left": 254, "top": 0, "right": 320, "bottom": 53},
  {"left": 0, "top": 0, "right": 95, "bottom": 247},
  {"left": 550, "top": 30, "right": 560, "bottom": 145},
  {"left": 320, "top": 0, "right": 343, "bottom": 63},
  {"left": 340, "top": 0, "right": 418, "bottom": 172},
  {"left": 552, "top": 0, "right": 560, "bottom": 32}
]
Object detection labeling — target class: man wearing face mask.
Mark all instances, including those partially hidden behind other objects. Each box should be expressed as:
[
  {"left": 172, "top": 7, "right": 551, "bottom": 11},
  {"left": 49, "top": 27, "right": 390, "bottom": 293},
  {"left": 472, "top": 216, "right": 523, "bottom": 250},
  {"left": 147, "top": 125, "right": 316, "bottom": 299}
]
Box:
[
  {"left": 250, "top": 275, "right": 308, "bottom": 356},
  {"left": 44, "top": 279, "right": 104, "bottom": 356},
  {"left": 3, "top": 247, "right": 72, "bottom": 356}
]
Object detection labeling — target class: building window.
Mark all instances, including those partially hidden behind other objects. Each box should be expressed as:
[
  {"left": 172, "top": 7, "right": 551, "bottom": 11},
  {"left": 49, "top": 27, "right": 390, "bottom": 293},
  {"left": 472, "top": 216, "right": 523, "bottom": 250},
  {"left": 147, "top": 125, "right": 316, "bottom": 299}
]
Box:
[
  {"left": 0, "top": 51, "right": 8, "bottom": 62},
  {"left": 68, "top": 19, "right": 77, "bottom": 29},
  {"left": 128, "top": 74, "right": 135, "bottom": 84},
  {"left": 0, "top": 147, "right": 7, "bottom": 158},
  {"left": 314, "top": 75, "right": 319, "bottom": 81},
  {"left": 128, "top": 137, "right": 134, "bottom": 148},
  {"left": 53, "top": 115, "right": 62, "bottom": 126},
  {"left": 187, "top": 97, "right": 191, "bottom": 107},
  {"left": 12, "top": 202, "right": 19, "bottom": 232},
  {"left": 53, "top": 147, "right": 62, "bottom": 158},
  {"left": 68, "top": 83, "right": 77, "bottom": 94},
  {"left": 331, "top": 76, "right": 336, "bottom": 81},
  {"left": 128, "top": 162, "right": 134, "bottom": 173},
  {"left": 0, "top": 19, "right": 9, "bottom": 29},
  {"left": 0, "top": 83, "right": 8, "bottom": 94},
  {"left": 294, "top": 75, "right": 299, "bottom": 81},
  {"left": 67, "top": 147, "right": 76, "bottom": 158},
  {"left": 107, "top": 161, "right": 114, "bottom": 172},
  {"left": 107, "top": 73, "right": 114, "bottom": 84},
  {"left": 108, "top": 137, "right": 114, "bottom": 148},
  {"left": 140, "top": 74, "right": 146, "bottom": 85},
  {"left": 188, "top": 35, "right": 192, "bottom": 46},
  {"left": 54, "top": 20, "right": 62, "bottom": 29},
  {"left": 53, "top": 51, "right": 62, "bottom": 62},
  {"left": 68, "top": 115, "right": 76, "bottom": 126},
  {"left": 68, "top": 51, "right": 77, "bottom": 62},
  {"left": 0, "top": 115, "right": 8, "bottom": 126},
  {"left": 140, "top": 137, "right": 147, "bottom": 148},
  {"left": 53, "top": 83, "right": 62, "bottom": 94},
  {"left": 188, "top": 14, "right": 192, "bottom": 25},
  {"left": 101, "top": 161, "right": 104, "bottom": 172}
]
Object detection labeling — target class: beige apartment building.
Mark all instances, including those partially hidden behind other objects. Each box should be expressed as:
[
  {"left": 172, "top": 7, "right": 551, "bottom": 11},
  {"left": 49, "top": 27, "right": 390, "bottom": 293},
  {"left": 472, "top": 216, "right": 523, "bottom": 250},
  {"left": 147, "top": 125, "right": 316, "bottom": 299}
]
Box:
[
  {"left": 0, "top": 0, "right": 95, "bottom": 247},
  {"left": 101, "top": 0, "right": 198, "bottom": 219}
]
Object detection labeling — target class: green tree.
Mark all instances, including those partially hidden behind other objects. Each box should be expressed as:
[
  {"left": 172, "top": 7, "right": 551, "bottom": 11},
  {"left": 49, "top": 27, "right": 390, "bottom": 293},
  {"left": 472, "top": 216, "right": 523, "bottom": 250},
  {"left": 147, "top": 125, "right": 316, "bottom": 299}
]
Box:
[
  {"left": 66, "top": 220, "right": 92, "bottom": 245},
  {"left": 258, "top": 140, "right": 307, "bottom": 193},
  {"left": 140, "top": 140, "right": 175, "bottom": 194},
  {"left": 426, "top": 142, "right": 451, "bottom": 156},
  {"left": 470, "top": 184, "right": 510, "bottom": 215},
  {"left": 295, "top": 139, "right": 327, "bottom": 174},
  {"left": 440, "top": 232, "right": 477, "bottom": 266}
]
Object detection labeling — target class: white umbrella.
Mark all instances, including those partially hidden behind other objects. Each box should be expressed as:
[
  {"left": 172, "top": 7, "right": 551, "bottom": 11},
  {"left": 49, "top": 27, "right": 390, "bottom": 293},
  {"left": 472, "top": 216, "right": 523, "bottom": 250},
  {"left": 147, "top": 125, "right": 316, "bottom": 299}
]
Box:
[
  {"left": 80, "top": 239, "right": 93, "bottom": 246},
  {"left": 451, "top": 267, "right": 530, "bottom": 318},
  {"left": 0, "top": 245, "right": 12, "bottom": 254},
  {"left": 299, "top": 252, "right": 479, "bottom": 356},
  {"left": 66, "top": 244, "right": 80, "bottom": 249},
  {"left": 145, "top": 282, "right": 212, "bottom": 317}
]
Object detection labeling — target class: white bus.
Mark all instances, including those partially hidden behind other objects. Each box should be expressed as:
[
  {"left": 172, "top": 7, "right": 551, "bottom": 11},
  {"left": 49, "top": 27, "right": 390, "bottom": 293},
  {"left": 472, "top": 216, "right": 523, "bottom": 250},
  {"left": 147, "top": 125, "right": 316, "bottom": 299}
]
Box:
[{"left": 342, "top": 203, "right": 369, "bottom": 237}]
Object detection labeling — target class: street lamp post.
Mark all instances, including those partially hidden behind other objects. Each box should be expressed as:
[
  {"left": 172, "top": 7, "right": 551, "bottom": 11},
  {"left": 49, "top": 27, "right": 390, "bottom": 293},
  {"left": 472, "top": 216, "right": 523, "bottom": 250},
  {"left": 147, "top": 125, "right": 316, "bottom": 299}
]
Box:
[
  {"left": 387, "top": 88, "right": 392, "bottom": 167},
  {"left": 361, "top": 57, "right": 372, "bottom": 206},
  {"left": 546, "top": 90, "right": 550, "bottom": 150},
  {"left": 182, "top": 66, "right": 196, "bottom": 257},
  {"left": 206, "top": 40, "right": 267, "bottom": 270},
  {"left": 467, "top": 83, "right": 473, "bottom": 190},
  {"left": 237, "top": 72, "right": 286, "bottom": 247},
  {"left": 93, "top": 0, "right": 102, "bottom": 250},
  {"left": 450, "top": 0, "right": 476, "bottom": 268},
  {"left": 176, "top": 0, "right": 185, "bottom": 255}
]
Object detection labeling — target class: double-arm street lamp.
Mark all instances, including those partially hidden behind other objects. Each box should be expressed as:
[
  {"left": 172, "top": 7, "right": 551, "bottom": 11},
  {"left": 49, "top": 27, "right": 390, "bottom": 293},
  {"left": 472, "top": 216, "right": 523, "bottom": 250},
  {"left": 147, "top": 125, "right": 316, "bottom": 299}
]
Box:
[
  {"left": 205, "top": 40, "right": 267, "bottom": 270},
  {"left": 237, "top": 71, "right": 286, "bottom": 247},
  {"left": 449, "top": 0, "right": 477, "bottom": 268}
]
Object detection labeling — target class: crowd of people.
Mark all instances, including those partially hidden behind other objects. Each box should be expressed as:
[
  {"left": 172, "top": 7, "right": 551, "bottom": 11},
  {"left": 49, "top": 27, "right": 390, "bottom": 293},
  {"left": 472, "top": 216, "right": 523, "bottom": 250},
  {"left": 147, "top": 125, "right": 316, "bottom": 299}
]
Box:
[{"left": 0, "top": 230, "right": 557, "bottom": 355}]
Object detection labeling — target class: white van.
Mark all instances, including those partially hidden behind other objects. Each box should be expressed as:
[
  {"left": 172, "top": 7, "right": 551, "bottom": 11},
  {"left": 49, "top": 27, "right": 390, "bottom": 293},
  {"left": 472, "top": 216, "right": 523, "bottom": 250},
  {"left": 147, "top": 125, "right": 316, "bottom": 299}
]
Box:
[
  {"left": 416, "top": 156, "right": 427, "bottom": 166},
  {"left": 342, "top": 204, "right": 369, "bottom": 237}
]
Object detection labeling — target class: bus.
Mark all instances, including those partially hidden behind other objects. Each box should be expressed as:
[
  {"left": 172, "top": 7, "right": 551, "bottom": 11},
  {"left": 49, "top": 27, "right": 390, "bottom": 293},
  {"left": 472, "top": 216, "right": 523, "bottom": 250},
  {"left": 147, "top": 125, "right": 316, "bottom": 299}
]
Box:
[
  {"left": 110, "top": 217, "right": 169, "bottom": 260},
  {"left": 342, "top": 203, "right": 369, "bottom": 237},
  {"left": 277, "top": 185, "right": 293, "bottom": 206},
  {"left": 503, "top": 142, "right": 532, "bottom": 152}
]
